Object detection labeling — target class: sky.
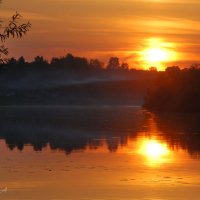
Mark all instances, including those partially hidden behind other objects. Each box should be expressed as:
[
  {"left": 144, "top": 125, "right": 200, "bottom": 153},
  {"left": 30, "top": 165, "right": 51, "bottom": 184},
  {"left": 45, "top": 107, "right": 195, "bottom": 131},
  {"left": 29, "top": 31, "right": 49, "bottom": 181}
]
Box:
[{"left": 1, "top": 0, "right": 200, "bottom": 70}]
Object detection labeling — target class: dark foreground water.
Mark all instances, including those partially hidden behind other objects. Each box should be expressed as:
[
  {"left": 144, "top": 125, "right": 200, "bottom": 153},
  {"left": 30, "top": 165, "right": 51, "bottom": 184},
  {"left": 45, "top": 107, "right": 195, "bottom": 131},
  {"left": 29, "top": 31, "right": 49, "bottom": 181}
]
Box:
[{"left": 0, "top": 106, "right": 200, "bottom": 200}]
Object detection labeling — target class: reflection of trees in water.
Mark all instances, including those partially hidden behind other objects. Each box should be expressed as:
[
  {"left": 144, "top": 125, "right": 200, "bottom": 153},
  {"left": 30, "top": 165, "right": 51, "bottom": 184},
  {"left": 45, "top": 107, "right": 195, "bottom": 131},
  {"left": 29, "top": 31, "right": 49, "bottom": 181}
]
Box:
[
  {"left": 0, "top": 107, "right": 145, "bottom": 154},
  {"left": 1, "top": 108, "right": 200, "bottom": 158},
  {"left": 151, "top": 112, "right": 200, "bottom": 159}
]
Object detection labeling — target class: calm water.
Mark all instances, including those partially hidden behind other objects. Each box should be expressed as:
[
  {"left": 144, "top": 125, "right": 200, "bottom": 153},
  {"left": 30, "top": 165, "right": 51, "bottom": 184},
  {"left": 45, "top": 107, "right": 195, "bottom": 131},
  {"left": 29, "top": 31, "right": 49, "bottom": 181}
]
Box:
[{"left": 0, "top": 106, "right": 200, "bottom": 200}]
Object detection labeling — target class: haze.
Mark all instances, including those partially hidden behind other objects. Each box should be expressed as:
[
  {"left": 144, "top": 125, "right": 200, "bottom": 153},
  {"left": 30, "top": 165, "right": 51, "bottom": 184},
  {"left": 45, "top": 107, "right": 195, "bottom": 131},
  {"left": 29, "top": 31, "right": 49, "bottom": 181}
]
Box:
[{"left": 1, "top": 0, "right": 200, "bottom": 69}]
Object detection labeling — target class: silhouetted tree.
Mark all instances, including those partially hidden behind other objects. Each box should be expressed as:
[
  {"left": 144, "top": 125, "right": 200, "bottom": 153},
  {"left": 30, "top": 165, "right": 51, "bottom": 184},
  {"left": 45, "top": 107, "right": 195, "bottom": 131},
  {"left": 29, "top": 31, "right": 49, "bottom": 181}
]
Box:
[
  {"left": 149, "top": 66, "right": 157, "bottom": 72},
  {"left": 143, "top": 65, "right": 200, "bottom": 112},
  {"left": 89, "top": 59, "right": 104, "bottom": 70},
  {"left": 166, "top": 66, "right": 180, "bottom": 73},
  {"left": 18, "top": 56, "right": 26, "bottom": 65},
  {"left": 7, "top": 57, "right": 17, "bottom": 65},
  {"left": 50, "top": 53, "right": 89, "bottom": 71},
  {"left": 0, "top": 2, "right": 31, "bottom": 64},
  {"left": 34, "top": 56, "right": 48, "bottom": 65},
  {"left": 107, "top": 57, "right": 120, "bottom": 70},
  {"left": 190, "top": 63, "right": 200, "bottom": 70},
  {"left": 120, "top": 62, "right": 129, "bottom": 70}
]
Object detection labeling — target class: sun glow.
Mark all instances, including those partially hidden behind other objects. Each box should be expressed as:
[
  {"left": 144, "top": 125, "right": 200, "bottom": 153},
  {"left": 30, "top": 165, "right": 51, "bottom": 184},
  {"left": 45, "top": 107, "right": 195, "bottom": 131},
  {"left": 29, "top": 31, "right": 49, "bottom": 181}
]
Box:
[
  {"left": 138, "top": 139, "right": 171, "bottom": 166},
  {"left": 144, "top": 140, "right": 169, "bottom": 158},
  {"left": 144, "top": 48, "right": 169, "bottom": 63},
  {"left": 140, "top": 38, "right": 178, "bottom": 71}
]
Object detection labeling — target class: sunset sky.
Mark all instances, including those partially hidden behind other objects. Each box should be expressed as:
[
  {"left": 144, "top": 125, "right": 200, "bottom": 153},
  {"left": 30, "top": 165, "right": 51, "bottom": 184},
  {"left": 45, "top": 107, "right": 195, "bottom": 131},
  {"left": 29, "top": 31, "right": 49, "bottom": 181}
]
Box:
[{"left": 1, "top": 0, "right": 200, "bottom": 70}]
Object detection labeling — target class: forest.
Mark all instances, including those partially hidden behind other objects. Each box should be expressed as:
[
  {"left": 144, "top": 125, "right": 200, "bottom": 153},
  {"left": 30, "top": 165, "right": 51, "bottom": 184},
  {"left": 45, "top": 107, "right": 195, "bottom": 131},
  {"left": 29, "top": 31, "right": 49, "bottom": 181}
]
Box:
[
  {"left": 1, "top": 53, "right": 200, "bottom": 111},
  {"left": 143, "top": 65, "right": 200, "bottom": 112},
  {"left": 0, "top": 53, "right": 158, "bottom": 105}
]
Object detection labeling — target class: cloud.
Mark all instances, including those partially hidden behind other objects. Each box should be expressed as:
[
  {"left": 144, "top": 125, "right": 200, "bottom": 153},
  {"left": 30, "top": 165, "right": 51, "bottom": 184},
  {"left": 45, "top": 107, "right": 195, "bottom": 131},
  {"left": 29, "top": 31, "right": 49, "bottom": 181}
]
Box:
[
  {"left": 0, "top": 10, "right": 60, "bottom": 22},
  {"left": 3, "top": 0, "right": 200, "bottom": 67}
]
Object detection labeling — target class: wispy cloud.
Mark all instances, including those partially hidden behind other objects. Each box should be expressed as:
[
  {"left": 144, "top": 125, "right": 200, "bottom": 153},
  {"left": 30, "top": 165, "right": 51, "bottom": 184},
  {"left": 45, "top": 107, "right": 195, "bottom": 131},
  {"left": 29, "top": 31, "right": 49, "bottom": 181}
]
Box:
[
  {"left": 3, "top": 0, "right": 200, "bottom": 67},
  {"left": 0, "top": 10, "right": 60, "bottom": 22}
]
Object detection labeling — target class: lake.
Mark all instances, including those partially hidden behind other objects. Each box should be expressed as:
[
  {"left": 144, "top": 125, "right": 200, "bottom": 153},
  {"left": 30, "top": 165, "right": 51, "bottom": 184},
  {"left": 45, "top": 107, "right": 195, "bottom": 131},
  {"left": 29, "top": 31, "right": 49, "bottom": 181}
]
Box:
[{"left": 0, "top": 106, "right": 200, "bottom": 200}]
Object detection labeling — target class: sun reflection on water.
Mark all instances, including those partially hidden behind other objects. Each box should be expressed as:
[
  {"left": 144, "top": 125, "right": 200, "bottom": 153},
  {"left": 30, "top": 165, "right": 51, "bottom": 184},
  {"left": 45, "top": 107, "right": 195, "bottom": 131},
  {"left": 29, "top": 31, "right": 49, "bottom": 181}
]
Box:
[{"left": 137, "top": 138, "right": 171, "bottom": 167}]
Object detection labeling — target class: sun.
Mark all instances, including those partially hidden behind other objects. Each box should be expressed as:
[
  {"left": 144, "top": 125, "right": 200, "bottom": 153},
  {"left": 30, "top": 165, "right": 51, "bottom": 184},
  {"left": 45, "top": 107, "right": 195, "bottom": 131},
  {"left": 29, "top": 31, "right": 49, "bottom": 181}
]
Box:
[
  {"left": 144, "top": 48, "right": 169, "bottom": 63},
  {"left": 139, "top": 38, "right": 178, "bottom": 71}
]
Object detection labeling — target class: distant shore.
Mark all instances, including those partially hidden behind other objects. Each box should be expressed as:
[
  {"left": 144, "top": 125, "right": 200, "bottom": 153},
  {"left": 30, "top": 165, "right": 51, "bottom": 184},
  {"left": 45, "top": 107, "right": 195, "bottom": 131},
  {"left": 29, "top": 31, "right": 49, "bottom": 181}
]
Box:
[{"left": 143, "top": 66, "right": 200, "bottom": 113}]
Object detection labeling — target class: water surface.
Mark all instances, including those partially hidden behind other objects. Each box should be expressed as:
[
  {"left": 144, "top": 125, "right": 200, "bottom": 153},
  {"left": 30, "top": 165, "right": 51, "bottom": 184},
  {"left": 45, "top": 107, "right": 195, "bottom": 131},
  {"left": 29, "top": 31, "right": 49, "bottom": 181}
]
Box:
[{"left": 0, "top": 106, "right": 200, "bottom": 200}]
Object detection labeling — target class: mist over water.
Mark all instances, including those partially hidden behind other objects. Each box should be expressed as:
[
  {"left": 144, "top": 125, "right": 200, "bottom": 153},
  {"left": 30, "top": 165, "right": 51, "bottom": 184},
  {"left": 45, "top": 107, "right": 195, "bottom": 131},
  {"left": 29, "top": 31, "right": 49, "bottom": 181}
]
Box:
[
  {"left": 0, "top": 69, "right": 154, "bottom": 106},
  {"left": 0, "top": 69, "right": 145, "bottom": 90}
]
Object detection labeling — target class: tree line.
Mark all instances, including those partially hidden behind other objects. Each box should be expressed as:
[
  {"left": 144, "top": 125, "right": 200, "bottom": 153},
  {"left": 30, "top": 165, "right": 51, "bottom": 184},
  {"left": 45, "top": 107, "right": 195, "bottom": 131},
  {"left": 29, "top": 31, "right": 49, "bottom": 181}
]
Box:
[
  {"left": 2, "top": 53, "right": 133, "bottom": 72},
  {"left": 143, "top": 65, "right": 200, "bottom": 112}
]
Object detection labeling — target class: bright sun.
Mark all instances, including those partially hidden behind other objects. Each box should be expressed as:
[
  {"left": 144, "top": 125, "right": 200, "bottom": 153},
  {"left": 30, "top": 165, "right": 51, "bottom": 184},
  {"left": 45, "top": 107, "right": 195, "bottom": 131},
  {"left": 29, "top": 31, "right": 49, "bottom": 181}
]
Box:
[
  {"left": 140, "top": 38, "right": 178, "bottom": 71},
  {"left": 145, "top": 48, "right": 169, "bottom": 63}
]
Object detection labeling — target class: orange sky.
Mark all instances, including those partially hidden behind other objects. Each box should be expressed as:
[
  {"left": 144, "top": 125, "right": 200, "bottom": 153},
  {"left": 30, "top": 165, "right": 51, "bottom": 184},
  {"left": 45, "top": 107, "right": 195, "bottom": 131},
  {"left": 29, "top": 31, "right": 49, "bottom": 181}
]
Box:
[{"left": 1, "top": 0, "right": 200, "bottom": 69}]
